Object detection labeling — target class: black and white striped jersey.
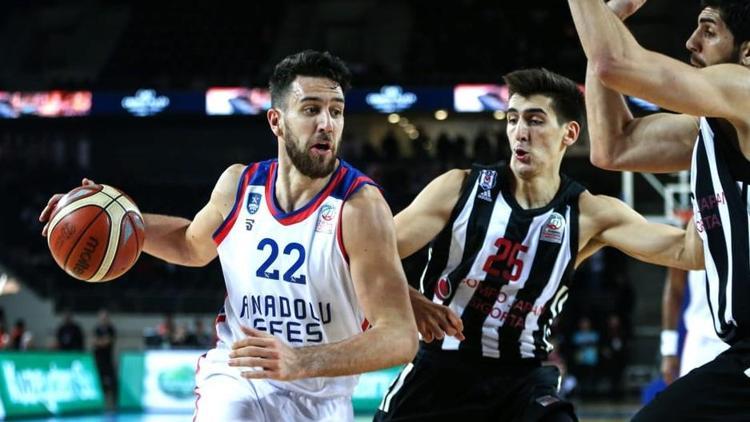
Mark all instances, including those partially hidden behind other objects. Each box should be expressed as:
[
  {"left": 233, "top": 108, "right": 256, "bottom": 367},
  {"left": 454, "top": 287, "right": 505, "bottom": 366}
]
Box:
[
  {"left": 690, "top": 117, "right": 750, "bottom": 344},
  {"left": 420, "top": 163, "right": 585, "bottom": 361}
]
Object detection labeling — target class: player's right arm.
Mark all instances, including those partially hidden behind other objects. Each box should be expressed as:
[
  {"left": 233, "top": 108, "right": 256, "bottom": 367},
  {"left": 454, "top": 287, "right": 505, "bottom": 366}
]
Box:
[
  {"left": 394, "top": 169, "right": 468, "bottom": 258},
  {"left": 586, "top": 0, "right": 699, "bottom": 173},
  {"left": 394, "top": 169, "right": 469, "bottom": 342},
  {"left": 661, "top": 267, "right": 686, "bottom": 385},
  {"left": 142, "top": 164, "right": 244, "bottom": 267}
]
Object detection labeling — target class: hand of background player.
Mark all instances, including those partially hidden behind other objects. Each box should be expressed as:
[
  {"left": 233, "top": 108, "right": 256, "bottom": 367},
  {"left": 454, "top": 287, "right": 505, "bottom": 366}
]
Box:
[
  {"left": 410, "top": 291, "right": 464, "bottom": 343},
  {"left": 39, "top": 177, "right": 96, "bottom": 237},
  {"left": 606, "top": 0, "right": 647, "bottom": 21},
  {"left": 228, "top": 326, "right": 303, "bottom": 381},
  {"left": 661, "top": 355, "right": 679, "bottom": 385}
]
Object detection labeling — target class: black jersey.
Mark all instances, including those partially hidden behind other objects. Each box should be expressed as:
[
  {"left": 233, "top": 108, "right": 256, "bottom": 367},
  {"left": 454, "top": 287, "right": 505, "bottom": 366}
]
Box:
[
  {"left": 419, "top": 163, "right": 585, "bottom": 360},
  {"left": 691, "top": 117, "right": 750, "bottom": 344}
]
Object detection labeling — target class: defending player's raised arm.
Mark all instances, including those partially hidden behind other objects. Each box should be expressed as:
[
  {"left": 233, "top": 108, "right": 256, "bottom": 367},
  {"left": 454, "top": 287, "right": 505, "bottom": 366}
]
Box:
[
  {"left": 569, "top": 0, "right": 750, "bottom": 124},
  {"left": 585, "top": 62, "right": 699, "bottom": 173},
  {"left": 142, "top": 164, "right": 244, "bottom": 267},
  {"left": 584, "top": 0, "right": 698, "bottom": 172},
  {"left": 394, "top": 169, "right": 468, "bottom": 258},
  {"left": 578, "top": 192, "right": 704, "bottom": 271}
]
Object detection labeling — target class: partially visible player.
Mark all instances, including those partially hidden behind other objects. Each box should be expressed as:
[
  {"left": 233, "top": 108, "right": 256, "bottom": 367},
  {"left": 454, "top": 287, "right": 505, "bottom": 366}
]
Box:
[
  {"left": 40, "top": 50, "right": 418, "bottom": 422},
  {"left": 661, "top": 268, "right": 729, "bottom": 384},
  {"left": 569, "top": 0, "right": 750, "bottom": 419},
  {"left": 375, "top": 68, "right": 703, "bottom": 422}
]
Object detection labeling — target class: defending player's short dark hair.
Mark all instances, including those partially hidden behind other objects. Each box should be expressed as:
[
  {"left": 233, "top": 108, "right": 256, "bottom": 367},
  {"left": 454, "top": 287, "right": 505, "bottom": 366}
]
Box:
[
  {"left": 701, "top": 0, "right": 750, "bottom": 46},
  {"left": 503, "top": 68, "right": 586, "bottom": 129},
  {"left": 269, "top": 50, "right": 352, "bottom": 108}
]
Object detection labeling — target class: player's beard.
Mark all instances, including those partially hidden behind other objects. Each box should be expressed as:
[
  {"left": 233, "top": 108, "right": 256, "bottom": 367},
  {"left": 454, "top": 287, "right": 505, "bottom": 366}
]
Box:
[{"left": 283, "top": 124, "right": 337, "bottom": 179}]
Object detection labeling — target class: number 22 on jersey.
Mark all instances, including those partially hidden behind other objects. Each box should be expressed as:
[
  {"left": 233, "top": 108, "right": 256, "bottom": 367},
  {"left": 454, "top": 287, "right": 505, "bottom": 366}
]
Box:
[{"left": 255, "top": 237, "right": 307, "bottom": 285}]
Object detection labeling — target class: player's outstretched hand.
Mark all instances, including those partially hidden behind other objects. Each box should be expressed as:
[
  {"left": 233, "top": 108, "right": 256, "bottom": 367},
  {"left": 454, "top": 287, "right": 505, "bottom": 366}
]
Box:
[
  {"left": 606, "top": 0, "right": 647, "bottom": 21},
  {"left": 39, "top": 178, "right": 97, "bottom": 237},
  {"left": 411, "top": 292, "right": 464, "bottom": 343},
  {"left": 229, "top": 326, "right": 302, "bottom": 381},
  {"left": 661, "top": 355, "right": 679, "bottom": 385}
]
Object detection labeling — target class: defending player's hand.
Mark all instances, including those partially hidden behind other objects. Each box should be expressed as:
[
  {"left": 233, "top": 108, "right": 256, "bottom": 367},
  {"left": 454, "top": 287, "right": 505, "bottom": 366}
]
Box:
[
  {"left": 39, "top": 177, "right": 97, "bottom": 237},
  {"left": 605, "top": 0, "right": 647, "bottom": 21},
  {"left": 229, "top": 325, "right": 303, "bottom": 381},
  {"left": 661, "top": 355, "right": 679, "bottom": 385},
  {"left": 411, "top": 292, "right": 464, "bottom": 343}
]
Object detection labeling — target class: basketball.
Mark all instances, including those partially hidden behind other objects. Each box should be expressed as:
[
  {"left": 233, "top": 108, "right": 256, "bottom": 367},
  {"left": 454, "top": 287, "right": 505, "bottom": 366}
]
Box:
[{"left": 46, "top": 184, "right": 145, "bottom": 282}]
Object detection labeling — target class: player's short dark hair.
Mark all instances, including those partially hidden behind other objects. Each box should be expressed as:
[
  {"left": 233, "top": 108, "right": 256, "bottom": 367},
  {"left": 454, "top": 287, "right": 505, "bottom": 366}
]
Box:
[
  {"left": 701, "top": 0, "right": 750, "bottom": 46},
  {"left": 503, "top": 68, "right": 585, "bottom": 128},
  {"left": 269, "top": 50, "right": 352, "bottom": 108}
]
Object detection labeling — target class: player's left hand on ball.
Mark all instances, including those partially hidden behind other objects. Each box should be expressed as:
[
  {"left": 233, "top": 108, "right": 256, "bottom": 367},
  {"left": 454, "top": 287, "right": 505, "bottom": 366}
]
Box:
[
  {"left": 228, "top": 326, "right": 302, "bottom": 381},
  {"left": 39, "top": 178, "right": 97, "bottom": 236}
]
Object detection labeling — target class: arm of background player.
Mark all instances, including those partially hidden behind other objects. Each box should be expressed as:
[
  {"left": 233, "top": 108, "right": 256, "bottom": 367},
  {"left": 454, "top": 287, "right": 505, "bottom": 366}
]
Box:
[
  {"left": 395, "top": 169, "right": 468, "bottom": 342},
  {"left": 579, "top": 192, "right": 704, "bottom": 270},
  {"left": 142, "top": 164, "right": 243, "bottom": 267},
  {"left": 661, "top": 267, "right": 686, "bottom": 384},
  {"left": 569, "top": 0, "right": 750, "bottom": 125}
]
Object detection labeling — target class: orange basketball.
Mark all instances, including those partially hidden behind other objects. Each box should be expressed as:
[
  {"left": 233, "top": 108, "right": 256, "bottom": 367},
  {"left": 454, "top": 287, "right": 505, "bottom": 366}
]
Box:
[{"left": 46, "top": 184, "right": 145, "bottom": 282}]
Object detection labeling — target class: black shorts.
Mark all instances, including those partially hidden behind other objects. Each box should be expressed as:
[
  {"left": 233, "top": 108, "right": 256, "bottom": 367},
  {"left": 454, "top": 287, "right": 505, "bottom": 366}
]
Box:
[
  {"left": 373, "top": 347, "right": 576, "bottom": 422},
  {"left": 633, "top": 336, "right": 750, "bottom": 421}
]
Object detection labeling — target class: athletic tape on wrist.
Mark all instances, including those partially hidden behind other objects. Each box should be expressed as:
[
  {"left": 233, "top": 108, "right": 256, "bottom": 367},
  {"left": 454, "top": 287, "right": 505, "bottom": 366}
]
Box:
[{"left": 660, "top": 330, "right": 678, "bottom": 356}]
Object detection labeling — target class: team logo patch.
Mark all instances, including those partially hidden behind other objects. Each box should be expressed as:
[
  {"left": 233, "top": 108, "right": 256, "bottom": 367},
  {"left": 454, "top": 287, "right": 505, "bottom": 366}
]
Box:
[
  {"left": 477, "top": 169, "right": 497, "bottom": 202},
  {"left": 540, "top": 212, "right": 565, "bottom": 244},
  {"left": 315, "top": 204, "right": 337, "bottom": 234},
  {"left": 535, "top": 395, "right": 560, "bottom": 407},
  {"left": 247, "top": 193, "right": 262, "bottom": 214},
  {"left": 435, "top": 278, "right": 452, "bottom": 300}
]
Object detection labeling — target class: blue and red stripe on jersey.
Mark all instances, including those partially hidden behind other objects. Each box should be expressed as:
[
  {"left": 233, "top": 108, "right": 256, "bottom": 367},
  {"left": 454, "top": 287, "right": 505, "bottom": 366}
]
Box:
[{"left": 254, "top": 159, "right": 379, "bottom": 225}]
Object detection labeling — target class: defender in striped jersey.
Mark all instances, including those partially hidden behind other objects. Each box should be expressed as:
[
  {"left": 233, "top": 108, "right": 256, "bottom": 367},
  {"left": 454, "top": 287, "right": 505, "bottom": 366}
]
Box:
[
  {"left": 570, "top": 0, "right": 750, "bottom": 419},
  {"left": 40, "top": 50, "right": 418, "bottom": 422},
  {"left": 375, "top": 69, "right": 703, "bottom": 422}
]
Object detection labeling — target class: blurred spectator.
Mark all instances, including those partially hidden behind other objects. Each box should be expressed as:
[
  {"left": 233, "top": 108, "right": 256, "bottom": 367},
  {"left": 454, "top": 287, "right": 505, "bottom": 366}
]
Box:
[
  {"left": 93, "top": 309, "right": 117, "bottom": 405},
  {"left": 185, "top": 318, "right": 213, "bottom": 349},
  {"left": 56, "top": 310, "right": 85, "bottom": 351},
  {"left": 9, "top": 319, "right": 32, "bottom": 350},
  {"left": 600, "top": 314, "right": 628, "bottom": 400},
  {"left": 571, "top": 317, "right": 599, "bottom": 397}
]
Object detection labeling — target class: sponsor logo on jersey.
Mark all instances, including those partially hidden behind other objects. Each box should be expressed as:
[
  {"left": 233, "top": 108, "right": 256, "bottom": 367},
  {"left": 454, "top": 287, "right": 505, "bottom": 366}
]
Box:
[
  {"left": 245, "top": 218, "right": 255, "bottom": 231},
  {"left": 315, "top": 204, "right": 337, "bottom": 234},
  {"left": 435, "top": 277, "right": 452, "bottom": 300},
  {"left": 540, "top": 212, "right": 565, "bottom": 243},
  {"left": 477, "top": 169, "right": 497, "bottom": 202},
  {"left": 247, "top": 192, "right": 262, "bottom": 214}
]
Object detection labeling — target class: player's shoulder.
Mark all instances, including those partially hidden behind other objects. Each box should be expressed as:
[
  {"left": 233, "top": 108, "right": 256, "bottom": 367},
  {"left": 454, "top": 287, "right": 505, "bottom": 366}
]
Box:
[
  {"left": 578, "top": 191, "right": 641, "bottom": 227},
  {"left": 578, "top": 191, "right": 621, "bottom": 213},
  {"left": 426, "top": 168, "right": 471, "bottom": 195},
  {"left": 216, "top": 164, "right": 247, "bottom": 189}
]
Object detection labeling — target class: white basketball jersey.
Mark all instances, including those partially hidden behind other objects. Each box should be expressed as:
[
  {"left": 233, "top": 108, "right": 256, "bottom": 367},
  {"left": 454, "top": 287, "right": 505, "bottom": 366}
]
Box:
[
  {"left": 209, "top": 159, "right": 377, "bottom": 398},
  {"left": 683, "top": 270, "right": 719, "bottom": 338}
]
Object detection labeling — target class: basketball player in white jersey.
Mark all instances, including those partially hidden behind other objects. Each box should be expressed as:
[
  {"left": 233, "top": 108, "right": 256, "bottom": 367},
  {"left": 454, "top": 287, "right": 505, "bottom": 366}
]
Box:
[
  {"left": 40, "top": 50, "right": 418, "bottom": 421},
  {"left": 569, "top": 0, "right": 750, "bottom": 419},
  {"left": 375, "top": 68, "right": 703, "bottom": 422},
  {"left": 661, "top": 268, "right": 729, "bottom": 384}
]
